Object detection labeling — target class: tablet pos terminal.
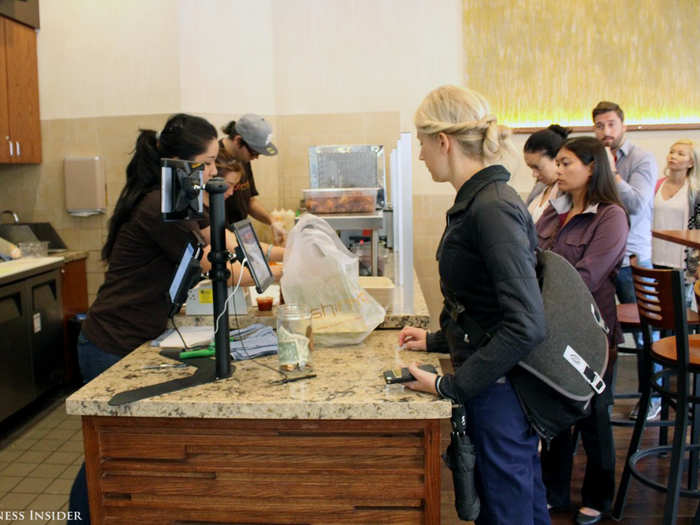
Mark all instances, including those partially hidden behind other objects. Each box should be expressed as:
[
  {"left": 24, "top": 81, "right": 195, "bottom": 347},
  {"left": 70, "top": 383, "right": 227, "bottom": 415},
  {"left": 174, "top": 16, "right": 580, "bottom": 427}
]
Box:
[
  {"left": 231, "top": 219, "right": 274, "bottom": 294},
  {"left": 167, "top": 241, "right": 203, "bottom": 317}
]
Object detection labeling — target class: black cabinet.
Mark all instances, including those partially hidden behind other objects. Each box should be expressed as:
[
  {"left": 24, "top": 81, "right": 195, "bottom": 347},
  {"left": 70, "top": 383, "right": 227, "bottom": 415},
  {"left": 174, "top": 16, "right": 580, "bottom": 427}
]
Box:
[
  {"left": 0, "top": 279, "right": 33, "bottom": 421},
  {"left": 28, "top": 269, "right": 63, "bottom": 396},
  {"left": 0, "top": 267, "right": 63, "bottom": 422}
]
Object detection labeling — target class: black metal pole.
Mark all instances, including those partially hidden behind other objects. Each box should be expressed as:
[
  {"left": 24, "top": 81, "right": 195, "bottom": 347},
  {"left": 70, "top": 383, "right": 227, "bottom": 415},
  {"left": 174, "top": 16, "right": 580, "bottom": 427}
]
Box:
[{"left": 206, "top": 177, "right": 232, "bottom": 379}]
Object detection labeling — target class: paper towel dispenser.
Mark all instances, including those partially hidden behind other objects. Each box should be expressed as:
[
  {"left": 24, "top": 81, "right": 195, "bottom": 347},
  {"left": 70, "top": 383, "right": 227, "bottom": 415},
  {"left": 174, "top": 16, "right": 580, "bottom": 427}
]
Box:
[{"left": 64, "top": 156, "right": 106, "bottom": 216}]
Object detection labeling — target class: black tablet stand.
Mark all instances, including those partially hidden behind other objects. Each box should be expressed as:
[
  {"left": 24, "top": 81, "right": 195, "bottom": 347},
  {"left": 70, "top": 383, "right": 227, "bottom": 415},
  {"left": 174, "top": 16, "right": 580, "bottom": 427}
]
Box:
[
  {"left": 108, "top": 177, "right": 237, "bottom": 406},
  {"left": 206, "top": 177, "right": 233, "bottom": 380}
]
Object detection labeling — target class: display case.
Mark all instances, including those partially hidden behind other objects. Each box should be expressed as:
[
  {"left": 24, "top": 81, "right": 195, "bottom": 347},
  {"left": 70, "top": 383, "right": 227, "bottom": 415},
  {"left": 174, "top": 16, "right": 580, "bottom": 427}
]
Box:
[
  {"left": 303, "top": 187, "right": 378, "bottom": 214},
  {"left": 308, "top": 144, "right": 385, "bottom": 207}
]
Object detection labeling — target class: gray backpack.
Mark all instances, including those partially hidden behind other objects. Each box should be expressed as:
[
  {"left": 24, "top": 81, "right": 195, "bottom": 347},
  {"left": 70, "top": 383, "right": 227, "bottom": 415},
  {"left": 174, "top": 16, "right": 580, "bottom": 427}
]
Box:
[
  {"left": 459, "top": 249, "right": 609, "bottom": 409},
  {"left": 521, "top": 249, "right": 609, "bottom": 402}
]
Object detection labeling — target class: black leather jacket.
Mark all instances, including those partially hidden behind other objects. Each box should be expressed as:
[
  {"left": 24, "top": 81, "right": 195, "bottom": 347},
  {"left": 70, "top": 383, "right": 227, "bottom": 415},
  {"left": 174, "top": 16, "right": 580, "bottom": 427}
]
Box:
[{"left": 426, "top": 165, "right": 546, "bottom": 403}]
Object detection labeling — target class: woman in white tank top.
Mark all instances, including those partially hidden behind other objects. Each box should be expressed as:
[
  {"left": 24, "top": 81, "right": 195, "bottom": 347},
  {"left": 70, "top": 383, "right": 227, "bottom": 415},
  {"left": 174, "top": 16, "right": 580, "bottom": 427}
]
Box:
[{"left": 652, "top": 140, "right": 700, "bottom": 304}]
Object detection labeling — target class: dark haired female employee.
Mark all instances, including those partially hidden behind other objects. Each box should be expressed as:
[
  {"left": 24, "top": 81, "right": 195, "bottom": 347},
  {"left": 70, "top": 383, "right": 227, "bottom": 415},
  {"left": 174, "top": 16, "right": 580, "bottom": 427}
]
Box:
[
  {"left": 67, "top": 113, "right": 219, "bottom": 523},
  {"left": 67, "top": 113, "right": 283, "bottom": 524}
]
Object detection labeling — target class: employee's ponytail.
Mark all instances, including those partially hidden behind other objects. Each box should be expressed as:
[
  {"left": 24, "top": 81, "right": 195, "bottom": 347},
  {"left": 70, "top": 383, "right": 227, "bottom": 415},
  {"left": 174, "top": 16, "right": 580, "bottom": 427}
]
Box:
[
  {"left": 102, "top": 114, "right": 217, "bottom": 261},
  {"left": 222, "top": 120, "right": 238, "bottom": 139}
]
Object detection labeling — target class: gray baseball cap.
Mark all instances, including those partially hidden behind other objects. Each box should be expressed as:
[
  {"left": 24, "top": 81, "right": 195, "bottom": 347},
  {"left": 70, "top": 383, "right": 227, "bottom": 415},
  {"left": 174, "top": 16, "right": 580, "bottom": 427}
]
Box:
[{"left": 237, "top": 114, "right": 278, "bottom": 156}]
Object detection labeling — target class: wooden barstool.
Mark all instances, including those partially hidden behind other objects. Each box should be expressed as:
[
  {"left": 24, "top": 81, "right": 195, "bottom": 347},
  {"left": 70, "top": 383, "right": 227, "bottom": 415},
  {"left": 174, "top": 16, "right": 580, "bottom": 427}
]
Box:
[
  {"left": 613, "top": 303, "right": 671, "bottom": 446},
  {"left": 613, "top": 301, "right": 700, "bottom": 432},
  {"left": 615, "top": 302, "right": 645, "bottom": 401},
  {"left": 612, "top": 266, "right": 700, "bottom": 524}
]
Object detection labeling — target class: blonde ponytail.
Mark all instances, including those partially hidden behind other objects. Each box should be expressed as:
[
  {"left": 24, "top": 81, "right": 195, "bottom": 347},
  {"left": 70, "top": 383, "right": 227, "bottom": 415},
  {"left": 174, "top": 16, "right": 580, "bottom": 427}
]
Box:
[{"left": 414, "top": 85, "right": 513, "bottom": 163}]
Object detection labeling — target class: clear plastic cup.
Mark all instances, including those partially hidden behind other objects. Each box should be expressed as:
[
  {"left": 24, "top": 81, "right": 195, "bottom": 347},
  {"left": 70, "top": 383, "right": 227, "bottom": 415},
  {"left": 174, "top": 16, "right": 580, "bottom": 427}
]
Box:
[
  {"left": 18, "top": 241, "right": 49, "bottom": 257},
  {"left": 276, "top": 304, "right": 313, "bottom": 371}
]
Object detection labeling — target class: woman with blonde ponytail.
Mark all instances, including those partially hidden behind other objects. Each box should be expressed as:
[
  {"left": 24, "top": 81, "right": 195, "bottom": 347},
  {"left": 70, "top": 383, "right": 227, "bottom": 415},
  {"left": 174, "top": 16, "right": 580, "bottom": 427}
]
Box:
[
  {"left": 652, "top": 139, "right": 700, "bottom": 304},
  {"left": 398, "top": 85, "right": 550, "bottom": 524}
]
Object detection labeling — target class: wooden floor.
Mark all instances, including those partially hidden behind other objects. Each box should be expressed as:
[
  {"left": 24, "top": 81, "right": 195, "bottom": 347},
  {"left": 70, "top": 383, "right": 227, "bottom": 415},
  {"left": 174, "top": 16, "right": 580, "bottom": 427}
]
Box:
[{"left": 439, "top": 354, "right": 700, "bottom": 524}]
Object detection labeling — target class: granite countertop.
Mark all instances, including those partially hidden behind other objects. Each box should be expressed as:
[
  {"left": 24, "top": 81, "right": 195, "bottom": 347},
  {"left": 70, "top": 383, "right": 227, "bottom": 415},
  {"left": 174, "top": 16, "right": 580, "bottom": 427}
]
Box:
[
  {"left": 65, "top": 330, "right": 451, "bottom": 421},
  {"left": 0, "top": 250, "right": 89, "bottom": 285},
  {"left": 176, "top": 251, "right": 430, "bottom": 331},
  {"left": 0, "top": 256, "right": 64, "bottom": 285}
]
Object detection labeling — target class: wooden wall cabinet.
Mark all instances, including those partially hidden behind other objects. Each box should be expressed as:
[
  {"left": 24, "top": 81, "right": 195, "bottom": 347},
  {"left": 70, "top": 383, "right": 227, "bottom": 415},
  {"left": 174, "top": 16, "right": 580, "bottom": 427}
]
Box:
[{"left": 0, "top": 15, "right": 41, "bottom": 164}]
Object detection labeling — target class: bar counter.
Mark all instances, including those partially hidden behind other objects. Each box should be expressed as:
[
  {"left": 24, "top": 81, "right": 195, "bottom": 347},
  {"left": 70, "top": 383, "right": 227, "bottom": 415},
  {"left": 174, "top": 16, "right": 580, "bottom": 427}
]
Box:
[{"left": 66, "top": 330, "right": 450, "bottom": 524}]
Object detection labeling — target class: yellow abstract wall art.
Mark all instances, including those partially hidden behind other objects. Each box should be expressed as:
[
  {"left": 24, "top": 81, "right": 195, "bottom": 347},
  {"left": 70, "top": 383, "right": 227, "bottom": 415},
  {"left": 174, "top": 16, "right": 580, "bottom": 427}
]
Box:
[{"left": 463, "top": 0, "right": 700, "bottom": 128}]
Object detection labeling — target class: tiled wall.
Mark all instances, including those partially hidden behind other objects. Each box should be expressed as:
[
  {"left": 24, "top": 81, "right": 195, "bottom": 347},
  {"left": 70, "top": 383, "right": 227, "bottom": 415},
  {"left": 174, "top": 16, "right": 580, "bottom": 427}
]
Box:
[
  {"left": 274, "top": 112, "right": 400, "bottom": 210},
  {"left": 0, "top": 112, "right": 416, "bottom": 308},
  {"left": 0, "top": 114, "right": 172, "bottom": 304},
  {"left": 413, "top": 193, "right": 453, "bottom": 331}
]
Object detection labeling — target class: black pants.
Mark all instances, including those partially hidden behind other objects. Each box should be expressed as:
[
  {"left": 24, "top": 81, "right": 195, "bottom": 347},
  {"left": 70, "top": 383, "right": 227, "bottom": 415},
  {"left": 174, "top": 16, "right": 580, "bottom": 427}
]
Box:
[{"left": 541, "top": 393, "right": 615, "bottom": 512}]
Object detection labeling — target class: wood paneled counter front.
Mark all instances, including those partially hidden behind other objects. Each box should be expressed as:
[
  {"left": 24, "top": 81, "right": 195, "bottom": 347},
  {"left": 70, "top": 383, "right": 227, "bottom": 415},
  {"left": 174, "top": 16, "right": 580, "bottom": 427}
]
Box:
[{"left": 66, "top": 330, "right": 451, "bottom": 524}]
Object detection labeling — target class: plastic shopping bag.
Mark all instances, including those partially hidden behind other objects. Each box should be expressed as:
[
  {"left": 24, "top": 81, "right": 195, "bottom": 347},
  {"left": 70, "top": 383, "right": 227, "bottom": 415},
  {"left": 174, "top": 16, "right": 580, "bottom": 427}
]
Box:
[{"left": 280, "top": 214, "right": 385, "bottom": 346}]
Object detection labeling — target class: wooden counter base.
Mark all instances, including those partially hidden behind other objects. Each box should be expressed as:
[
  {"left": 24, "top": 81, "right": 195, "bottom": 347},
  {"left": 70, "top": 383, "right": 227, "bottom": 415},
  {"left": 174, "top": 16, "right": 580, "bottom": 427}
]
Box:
[{"left": 83, "top": 415, "right": 442, "bottom": 524}]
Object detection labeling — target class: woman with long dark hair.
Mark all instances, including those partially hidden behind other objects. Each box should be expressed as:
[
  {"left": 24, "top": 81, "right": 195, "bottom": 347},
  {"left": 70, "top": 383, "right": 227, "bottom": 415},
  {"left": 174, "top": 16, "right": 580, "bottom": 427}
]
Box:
[
  {"left": 523, "top": 124, "right": 571, "bottom": 223},
  {"left": 536, "top": 136, "right": 629, "bottom": 524},
  {"left": 68, "top": 113, "right": 283, "bottom": 524}
]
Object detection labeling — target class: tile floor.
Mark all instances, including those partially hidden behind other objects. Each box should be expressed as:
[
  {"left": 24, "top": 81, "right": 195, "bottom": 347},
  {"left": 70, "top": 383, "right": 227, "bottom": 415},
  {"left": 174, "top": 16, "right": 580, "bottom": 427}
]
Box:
[{"left": 0, "top": 400, "right": 83, "bottom": 525}]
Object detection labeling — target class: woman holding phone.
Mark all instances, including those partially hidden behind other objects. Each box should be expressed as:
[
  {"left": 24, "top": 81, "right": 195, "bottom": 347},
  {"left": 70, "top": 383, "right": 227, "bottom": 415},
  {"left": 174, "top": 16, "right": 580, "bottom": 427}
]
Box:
[{"left": 398, "top": 85, "right": 549, "bottom": 524}]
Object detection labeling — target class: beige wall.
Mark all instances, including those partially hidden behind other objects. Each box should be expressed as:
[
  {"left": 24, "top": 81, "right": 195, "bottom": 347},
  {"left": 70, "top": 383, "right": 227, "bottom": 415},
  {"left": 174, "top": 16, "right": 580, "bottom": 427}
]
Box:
[
  {"left": 178, "top": 0, "right": 277, "bottom": 115},
  {"left": 37, "top": 0, "right": 181, "bottom": 119},
  {"left": 0, "top": 115, "right": 170, "bottom": 302}
]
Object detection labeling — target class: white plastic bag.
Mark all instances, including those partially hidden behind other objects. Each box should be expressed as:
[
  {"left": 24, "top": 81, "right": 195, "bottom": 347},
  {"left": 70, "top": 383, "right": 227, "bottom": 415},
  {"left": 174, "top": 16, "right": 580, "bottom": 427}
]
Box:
[{"left": 280, "top": 214, "right": 386, "bottom": 346}]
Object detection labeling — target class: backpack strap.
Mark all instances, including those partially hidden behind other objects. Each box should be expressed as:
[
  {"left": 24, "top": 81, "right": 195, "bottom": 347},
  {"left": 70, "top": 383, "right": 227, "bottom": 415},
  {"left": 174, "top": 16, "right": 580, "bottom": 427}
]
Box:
[{"left": 562, "top": 346, "right": 606, "bottom": 394}]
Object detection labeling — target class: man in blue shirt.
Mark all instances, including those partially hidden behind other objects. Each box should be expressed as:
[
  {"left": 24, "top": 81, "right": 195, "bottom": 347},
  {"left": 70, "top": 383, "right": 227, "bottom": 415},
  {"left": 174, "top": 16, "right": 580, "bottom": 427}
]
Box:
[{"left": 592, "top": 101, "right": 659, "bottom": 420}]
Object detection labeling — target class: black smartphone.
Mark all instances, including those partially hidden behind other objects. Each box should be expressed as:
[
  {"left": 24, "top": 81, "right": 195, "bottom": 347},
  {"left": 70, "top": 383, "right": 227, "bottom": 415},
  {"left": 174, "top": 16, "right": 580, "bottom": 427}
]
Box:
[{"left": 383, "top": 364, "right": 437, "bottom": 384}]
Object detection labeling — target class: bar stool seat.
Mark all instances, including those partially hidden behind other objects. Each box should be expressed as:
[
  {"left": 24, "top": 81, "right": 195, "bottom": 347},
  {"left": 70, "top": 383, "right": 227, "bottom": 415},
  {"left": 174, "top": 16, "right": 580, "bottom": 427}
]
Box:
[
  {"left": 652, "top": 335, "right": 700, "bottom": 366},
  {"left": 617, "top": 302, "right": 700, "bottom": 327}
]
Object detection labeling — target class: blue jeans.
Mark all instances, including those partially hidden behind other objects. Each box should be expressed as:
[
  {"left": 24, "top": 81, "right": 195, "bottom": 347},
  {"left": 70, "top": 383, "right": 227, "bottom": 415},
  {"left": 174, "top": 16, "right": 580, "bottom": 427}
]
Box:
[
  {"left": 465, "top": 379, "right": 550, "bottom": 525},
  {"left": 615, "top": 261, "right": 662, "bottom": 388},
  {"left": 68, "top": 333, "right": 123, "bottom": 525}
]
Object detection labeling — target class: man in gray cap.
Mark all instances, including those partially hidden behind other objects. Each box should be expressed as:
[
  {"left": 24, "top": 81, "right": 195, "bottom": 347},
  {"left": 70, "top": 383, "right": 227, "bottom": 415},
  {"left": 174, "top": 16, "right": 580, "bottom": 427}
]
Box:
[{"left": 219, "top": 114, "right": 286, "bottom": 244}]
